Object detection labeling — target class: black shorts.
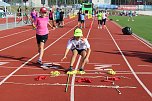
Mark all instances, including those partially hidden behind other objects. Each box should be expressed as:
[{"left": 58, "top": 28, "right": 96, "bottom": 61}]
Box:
[
  {"left": 36, "top": 34, "right": 48, "bottom": 44},
  {"left": 101, "top": 19, "right": 106, "bottom": 25},
  {"left": 72, "top": 49, "right": 86, "bottom": 55},
  {"left": 81, "top": 20, "right": 84, "bottom": 23},
  {"left": 49, "top": 17, "right": 53, "bottom": 20},
  {"left": 18, "top": 13, "right": 21, "bottom": 16},
  {"left": 56, "top": 19, "right": 60, "bottom": 23},
  {"left": 78, "top": 19, "right": 81, "bottom": 22},
  {"left": 60, "top": 17, "right": 63, "bottom": 21},
  {"left": 98, "top": 20, "right": 102, "bottom": 24}
]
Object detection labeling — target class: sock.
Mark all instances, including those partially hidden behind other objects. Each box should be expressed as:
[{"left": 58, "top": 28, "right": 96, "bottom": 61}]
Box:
[{"left": 38, "top": 58, "right": 42, "bottom": 61}]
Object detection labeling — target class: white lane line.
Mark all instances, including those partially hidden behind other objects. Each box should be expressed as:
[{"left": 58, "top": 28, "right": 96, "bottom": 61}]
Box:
[
  {"left": 138, "top": 65, "right": 152, "bottom": 67},
  {"left": 4, "top": 82, "right": 137, "bottom": 89},
  {"left": 94, "top": 64, "right": 120, "bottom": 66},
  {"left": 0, "top": 19, "right": 76, "bottom": 52},
  {"left": 0, "top": 29, "right": 32, "bottom": 39},
  {"left": 0, "top": 60, "right": 20, "bottom": 61},
  {"left": 42, "top": 61, "right": 70, "bottom": 64},
  {"left": 0, "top": 23, "right": 78, "bottom": 85},
  {"left": 0, "top": 66, "right": 42, "bottom": 69},
  {"left": 0, "top": 36, "right": 35, "bottom": 52},
  {"left": 132, "top": 34, "right": 152, "bottom": 49},
  {"left": 1, "top": 71, "right": 152, "bottom": 78},
  {"left": 70, "top": 19, "right": 94, "bottom": 101},
  {"left": 105, "top": 26, "right": 152, "bottom": 97}
]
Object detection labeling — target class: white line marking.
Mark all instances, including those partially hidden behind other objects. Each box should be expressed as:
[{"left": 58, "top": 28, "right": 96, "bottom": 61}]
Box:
[
  {"left": 42, "top": 61, "right": 70, "bottom": 64},
  {"left": 0, "top": 19, "right": 76, "bottom": 52},
  {"left": 112, "top": 21, "right": 152, "bottom": 49},
  {"left": 71, "top": 19, "right": 94, "bottom": 101},
  {"left": 4, "top": 82, "right": 137, "bottom": 89},
  {"left": 0, "top": 60, "right": 20, "bottom": 61},
  {"left": 132, "top": 34, "right": 152, "bottom": 49},
  {"left": 138, "top": 65, "right": 152, "bottom": 67},
  {"left": 0, "top": 29, "right": 32, "bottom": 39},
  {"left": 0, "top": 74, "right": 51, "bottom": 77},
  {"left": 0, "top": 66, "right": 41, "bottom": 69},
  {"left": 88, "top": 62, "right": 120, "bottom": 65},
  {"left": 1, "top": 71, "right": 152, "bottom": 78},
  {"left": 94, "top": 64, "right": 120, "bottom": 67},
  {"left": 0, "top": 36, "right": 35, "bottom": 52},
  {"left": 0, "top": 62, "right": 9, "bottom": 66},
  {"left": 105, "top": 26, "right": 152, "bottom": 97},
  {"left": 0, "top": 23, "right": 78, "bottom": 85}
]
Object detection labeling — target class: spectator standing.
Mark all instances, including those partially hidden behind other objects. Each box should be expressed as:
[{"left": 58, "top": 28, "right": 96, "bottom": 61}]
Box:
[
  {"left": 55, "top": 8, "right": 60, "bottom": 28},
  {"left": 59, "top": 9, "right": 64, "bottom": 27},
  {"left": 17, "top": 6, "right": 22, "bottom": 18},
  {"left": 49, "top": 9, "right": 55, "bottom": 27},
  {"left": 128, "top": 10, "right": 134, "bottom": 21}
]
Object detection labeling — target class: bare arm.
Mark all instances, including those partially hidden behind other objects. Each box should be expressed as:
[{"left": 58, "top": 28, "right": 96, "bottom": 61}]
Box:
[
  {"left": 85, "top": 48, "right": 91, "bottom": 60},
  {"left": 48, "top": 22, "right": 53, "bottom": 28},
  {"left": 32, "top": 23, "right": 36, "bottom": 29},
  {"left": 61, "top": 48, "right": 70, "bottom": 61}
]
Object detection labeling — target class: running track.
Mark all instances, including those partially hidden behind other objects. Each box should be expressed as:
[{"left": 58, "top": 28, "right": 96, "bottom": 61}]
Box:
[{"left": 0, "top": 17, "right": 151, "bottom": 101}]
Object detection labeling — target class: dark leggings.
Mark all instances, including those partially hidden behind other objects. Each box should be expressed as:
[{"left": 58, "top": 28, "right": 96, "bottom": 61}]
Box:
[{"left": 101, "top": 18, "right": 106, "bottom": 25}]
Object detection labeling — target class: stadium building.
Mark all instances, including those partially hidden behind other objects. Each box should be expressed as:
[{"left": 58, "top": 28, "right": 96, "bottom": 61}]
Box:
[
  {"left": 29, "top": 0, "right": 111, "bottom": 7},
  {"left": 92, "top": 0, "right": 111, "bottom": 5},
  {"left": 1, "top": 0, "right": 111, "bottom": 7}
]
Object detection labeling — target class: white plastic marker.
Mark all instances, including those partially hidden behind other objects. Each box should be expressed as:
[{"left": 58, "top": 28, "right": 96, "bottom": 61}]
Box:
[
  {"left": 40, "top": 62, "right": 60, "bottom": 69},
  {"left": 112, "top": 82, "right": 122, "bottom": 95},
  {"left": 94, "top": 68, "right": 113, "bottom": 71},
  {"left": 65, "top": 74, "right": 71, "bottom": 92},
  {"left": 95, "top": 64, "right": 112, "bottom": 69}
]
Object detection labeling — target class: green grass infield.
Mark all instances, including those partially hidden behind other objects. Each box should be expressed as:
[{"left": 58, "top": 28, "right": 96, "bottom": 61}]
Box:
[{"left": 108, "top": 15, "right": 152, "bottom": 44}]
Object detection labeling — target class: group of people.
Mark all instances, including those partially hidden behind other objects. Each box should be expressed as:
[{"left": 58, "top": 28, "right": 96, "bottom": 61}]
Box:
[
  {"left": 17, "top": 6, "right": 65, "bottom": 28},
  {"left": 54, "top": 8, "right": 65, "bottom": 27},
  {"left": 32, "top": 7, "right": 91, "bottom": 72},
  {"left": 17, "top": 6, "right": 109, "bottom": 72},
  {"left": 97, "top": 10, "right": 108, "bottom": 29},
  {"left": 119, "top": 10, "right": 136, "bottom": 21},
  {"left": 77, "top": 9, "right": 108, "bottom": 29}
]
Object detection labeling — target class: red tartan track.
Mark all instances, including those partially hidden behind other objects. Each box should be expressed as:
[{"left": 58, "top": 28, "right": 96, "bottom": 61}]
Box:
[{"left": 0, "top": 17, "right": 152, "bottom": 101}]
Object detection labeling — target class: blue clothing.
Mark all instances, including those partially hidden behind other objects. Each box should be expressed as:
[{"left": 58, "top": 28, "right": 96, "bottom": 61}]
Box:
[
  {"left": 55, "top": 11, "right": 60, "bottom": 20},
  {"left": 129, "top": 11, "right": 133, "bottom": 16},
  {"left": 80, "top": 14, "right": 85, "bottom": 20}
]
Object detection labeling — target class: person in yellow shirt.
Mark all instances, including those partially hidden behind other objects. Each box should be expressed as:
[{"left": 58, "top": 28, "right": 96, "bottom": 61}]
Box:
[{"left": 97, "top": 10, "right": 103, "bottom": 29}]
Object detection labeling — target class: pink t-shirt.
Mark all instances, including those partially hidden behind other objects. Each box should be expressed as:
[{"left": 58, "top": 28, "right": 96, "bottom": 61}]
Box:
[{"left": 34, "top": 17, "right": 49, "bottom": 35}]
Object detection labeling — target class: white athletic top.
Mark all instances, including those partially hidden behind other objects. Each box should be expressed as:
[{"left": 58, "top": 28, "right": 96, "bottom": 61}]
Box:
[
  {"left": 102, "top": 12, "right": 107, "bottom": 19},
  {"left": 67, "top": 37, "right": 90, "bottom": 50}
]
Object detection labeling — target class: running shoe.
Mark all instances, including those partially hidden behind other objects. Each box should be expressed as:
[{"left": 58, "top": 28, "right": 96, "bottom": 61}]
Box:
[
  {"left": 67, "top": 66, "right": 73, "bottom": 72},
  {"left": 79, "top": 68, "right": 84, "bottom": 71},
  {"left": 37, "top": 59, "right": 42, "bottom": 65}
]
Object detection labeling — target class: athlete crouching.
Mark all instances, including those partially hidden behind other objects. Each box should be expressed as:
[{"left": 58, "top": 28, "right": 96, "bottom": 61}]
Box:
[{"left": 61, "top": 27, "right": 91, "bottom": 72}]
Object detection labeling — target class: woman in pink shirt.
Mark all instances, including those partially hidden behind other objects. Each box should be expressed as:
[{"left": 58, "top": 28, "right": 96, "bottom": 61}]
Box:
[{"left": 33, "top": 7, "right": 53, "bottom": 65}]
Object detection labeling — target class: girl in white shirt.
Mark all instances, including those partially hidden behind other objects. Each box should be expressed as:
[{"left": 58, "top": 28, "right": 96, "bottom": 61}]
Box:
[
  {"left": 101, "top": 11, "right": 108, "bottom": 29},
  {"left": 61, "top": 28, "right": 91, "bottom": 72}
]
